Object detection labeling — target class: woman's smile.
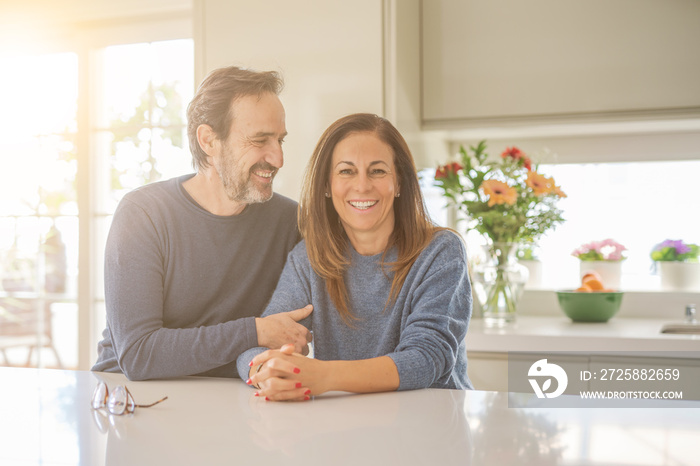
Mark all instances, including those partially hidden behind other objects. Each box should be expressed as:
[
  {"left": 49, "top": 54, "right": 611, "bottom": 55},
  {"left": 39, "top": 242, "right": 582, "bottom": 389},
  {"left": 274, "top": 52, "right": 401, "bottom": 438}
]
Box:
[{"left": 348, "top": 199, "right": 378, "bottom": 210}]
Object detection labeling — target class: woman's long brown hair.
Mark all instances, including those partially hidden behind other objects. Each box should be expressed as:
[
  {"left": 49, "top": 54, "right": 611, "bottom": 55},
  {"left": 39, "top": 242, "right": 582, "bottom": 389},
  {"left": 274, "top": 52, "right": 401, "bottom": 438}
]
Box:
[{"left": 298, "top": 113, "right": 444, "bottom": 324}]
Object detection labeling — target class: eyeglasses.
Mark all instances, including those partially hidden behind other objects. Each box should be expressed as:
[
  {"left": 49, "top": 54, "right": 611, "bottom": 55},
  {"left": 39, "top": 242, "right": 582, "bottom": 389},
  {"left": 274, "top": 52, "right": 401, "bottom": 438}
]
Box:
[{"left": 91, "top": 382, "right": 168, "bottom": 415}]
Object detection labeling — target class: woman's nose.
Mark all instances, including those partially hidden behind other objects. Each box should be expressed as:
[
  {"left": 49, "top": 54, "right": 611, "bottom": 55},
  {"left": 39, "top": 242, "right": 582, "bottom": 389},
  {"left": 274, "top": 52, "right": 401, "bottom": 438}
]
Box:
[{"left": 354, "top": 173, "right": 372, "bottom": 192}]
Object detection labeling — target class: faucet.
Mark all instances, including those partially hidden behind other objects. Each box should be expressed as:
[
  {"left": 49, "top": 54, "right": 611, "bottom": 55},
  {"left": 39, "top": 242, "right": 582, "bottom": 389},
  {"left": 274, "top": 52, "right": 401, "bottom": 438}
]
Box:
[{"left": 685, "top": 304, "right": 697, "bottom": 324}]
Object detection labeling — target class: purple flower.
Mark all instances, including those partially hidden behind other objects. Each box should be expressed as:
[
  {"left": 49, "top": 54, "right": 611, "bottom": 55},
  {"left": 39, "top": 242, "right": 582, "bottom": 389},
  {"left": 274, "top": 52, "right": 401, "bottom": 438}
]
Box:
[{"left": 657, "top": 239, "right": 691, "bottom": 255}]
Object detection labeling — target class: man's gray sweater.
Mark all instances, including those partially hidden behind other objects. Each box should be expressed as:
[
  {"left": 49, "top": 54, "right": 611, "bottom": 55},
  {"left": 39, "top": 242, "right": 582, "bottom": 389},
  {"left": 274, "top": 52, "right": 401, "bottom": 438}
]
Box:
[{"left": 92, "top": 174, "right": 299, "bottom": 380}]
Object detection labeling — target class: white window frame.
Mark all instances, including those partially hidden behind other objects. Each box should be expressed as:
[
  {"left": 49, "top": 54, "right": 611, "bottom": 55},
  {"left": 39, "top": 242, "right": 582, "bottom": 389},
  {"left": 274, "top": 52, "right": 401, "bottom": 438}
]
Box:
[{"left": 2, "top": 11, "right": 193, "bottom": 369}]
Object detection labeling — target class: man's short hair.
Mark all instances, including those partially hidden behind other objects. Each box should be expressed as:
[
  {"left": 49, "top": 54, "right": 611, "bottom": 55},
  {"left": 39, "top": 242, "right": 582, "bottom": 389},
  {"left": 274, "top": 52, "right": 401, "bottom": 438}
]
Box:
[{"left": 186, "top": 66, "right": 284, "bottom": 171}]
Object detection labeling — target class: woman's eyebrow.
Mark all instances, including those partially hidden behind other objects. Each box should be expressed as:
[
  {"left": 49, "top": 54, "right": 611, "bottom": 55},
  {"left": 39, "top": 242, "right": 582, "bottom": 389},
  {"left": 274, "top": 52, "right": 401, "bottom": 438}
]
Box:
[{"left": 334, "top": 160, "right": 389, "bottom": 167}]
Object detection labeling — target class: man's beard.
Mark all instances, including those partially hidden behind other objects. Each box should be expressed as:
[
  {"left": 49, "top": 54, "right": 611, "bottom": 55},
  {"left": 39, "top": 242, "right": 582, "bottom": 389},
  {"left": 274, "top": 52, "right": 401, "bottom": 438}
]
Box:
[{"left": 217, "top": 148, "right": 276, "bottom": 205}]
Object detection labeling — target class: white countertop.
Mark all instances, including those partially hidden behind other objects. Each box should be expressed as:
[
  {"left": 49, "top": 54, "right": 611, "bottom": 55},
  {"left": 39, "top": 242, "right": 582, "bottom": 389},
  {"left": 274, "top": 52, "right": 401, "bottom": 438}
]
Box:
[
  {"left": 467, "top": 316, "right": 700, "bottom": 354},
  {"left": 2, "top": 367, "right": 700, "bottom": 466}
]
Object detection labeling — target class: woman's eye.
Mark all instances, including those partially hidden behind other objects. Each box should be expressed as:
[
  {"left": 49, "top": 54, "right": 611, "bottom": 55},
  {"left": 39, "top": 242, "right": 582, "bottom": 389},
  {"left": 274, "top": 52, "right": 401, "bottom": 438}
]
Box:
[
  {"left": 338, "top": 168, "right": 354, "bottom": 175},
  {"left": 370, "top": 169, "right": 387, "bottom": 177}
]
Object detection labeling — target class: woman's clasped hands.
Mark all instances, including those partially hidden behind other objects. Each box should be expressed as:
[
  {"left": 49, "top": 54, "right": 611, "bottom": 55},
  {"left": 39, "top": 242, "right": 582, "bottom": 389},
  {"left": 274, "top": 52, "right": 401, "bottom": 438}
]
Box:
[{"left": 247, "top": 343, "right": 326, "bottom": 401}]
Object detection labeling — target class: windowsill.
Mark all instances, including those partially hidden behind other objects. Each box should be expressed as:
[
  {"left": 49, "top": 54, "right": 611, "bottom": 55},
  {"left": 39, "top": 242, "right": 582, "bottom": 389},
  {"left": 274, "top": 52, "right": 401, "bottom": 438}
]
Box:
[
  {"left": 467, "top": 315, "right": 700, "bottom": 355},
  {"left": 513, "top": 288, "right": 700, "bottom": 320}
]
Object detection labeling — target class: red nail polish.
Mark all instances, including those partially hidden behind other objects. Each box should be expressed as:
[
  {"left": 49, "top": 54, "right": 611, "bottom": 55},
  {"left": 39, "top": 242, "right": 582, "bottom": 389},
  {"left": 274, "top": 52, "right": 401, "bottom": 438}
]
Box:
[
  {"left": 304, "top": 389, "right": 311, "bottom": 395},
  {"left": 296, "top": 382, "right": 302, "bottom": 388},
  {"left": 304, "top": 396, "right": 310, "bottom": 401},
  {"left": 248, "top": 361, "right": 254, "bottom": 367},
  {"left": 254, "top": 392, "right": 259, "bottom": 397},
  {"left": 293, "top": 367, "right": 301, "bottom": 374},
  {"left": 265, "top": 397, "right": 270, "bottom": 401},
  {"left": 246, "top": 379, "right": 252, "bottom": 385}
]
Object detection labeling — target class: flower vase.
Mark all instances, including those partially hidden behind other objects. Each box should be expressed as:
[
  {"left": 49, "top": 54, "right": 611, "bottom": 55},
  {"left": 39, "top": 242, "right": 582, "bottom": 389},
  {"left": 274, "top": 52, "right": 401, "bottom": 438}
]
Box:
[
  {"left": 579, "top": 261, "right": 622, "bottom": 290},
  {"left": 472, "top": 243, "right": 529, "bottom": 328},
  {"left": 659, "top": 262, "right": 700, "bottom": 292}
]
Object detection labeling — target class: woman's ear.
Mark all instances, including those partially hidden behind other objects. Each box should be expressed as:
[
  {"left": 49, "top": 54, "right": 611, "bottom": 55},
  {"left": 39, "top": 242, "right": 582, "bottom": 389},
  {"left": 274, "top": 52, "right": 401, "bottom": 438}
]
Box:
[{"left": 196, "top": 124, "right": 219, "bottom": 157}]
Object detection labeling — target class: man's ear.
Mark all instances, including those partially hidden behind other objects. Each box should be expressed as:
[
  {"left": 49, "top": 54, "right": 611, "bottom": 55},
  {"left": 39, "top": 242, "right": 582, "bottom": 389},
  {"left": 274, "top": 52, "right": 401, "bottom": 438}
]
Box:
[{"left": 196, "top": 124, "right": 219, "bottom": 157}]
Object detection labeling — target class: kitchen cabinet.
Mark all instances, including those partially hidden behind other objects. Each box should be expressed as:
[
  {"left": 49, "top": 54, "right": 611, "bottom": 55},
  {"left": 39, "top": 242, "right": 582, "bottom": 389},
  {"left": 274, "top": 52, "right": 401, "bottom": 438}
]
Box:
[
  {"left": 467, "top": 316, "right": 700, "bottom": 393},
  {"left": 469, "top": 351, "right": 700, "bottom": 397},
  {"left": 421, "top": 0, "right": 700, "bottom": 127},
  {"left": 469, "top": 351, "right": 588, "bottom": 396},
  {"left": 588, "top": 355, "right": 700, "bottom": 395}
]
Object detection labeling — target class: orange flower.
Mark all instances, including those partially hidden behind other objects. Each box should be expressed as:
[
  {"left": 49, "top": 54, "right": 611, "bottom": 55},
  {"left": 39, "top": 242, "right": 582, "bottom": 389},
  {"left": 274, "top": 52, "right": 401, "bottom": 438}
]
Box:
[
  {"left": 526, "top": 171, "right": 554, "bottom": 196},
  {"left": 552, "top": 184, "right": 567, "bottom": 198},
  {"left": 481, "top": 180, "right": 518, "bottom": 206}
]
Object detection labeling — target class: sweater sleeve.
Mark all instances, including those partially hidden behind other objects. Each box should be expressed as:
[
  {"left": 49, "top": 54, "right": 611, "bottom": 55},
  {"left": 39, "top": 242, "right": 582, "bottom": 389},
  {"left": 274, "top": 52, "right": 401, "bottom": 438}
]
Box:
[
  {"left": 236, "top": 244, "right": 313, "bottom": 380},
  {"left": 104, "top": 199, "right": 258, "bottom": 381},
  {"left": 386, "top": 233, "right": 472, "bottom": 390}
]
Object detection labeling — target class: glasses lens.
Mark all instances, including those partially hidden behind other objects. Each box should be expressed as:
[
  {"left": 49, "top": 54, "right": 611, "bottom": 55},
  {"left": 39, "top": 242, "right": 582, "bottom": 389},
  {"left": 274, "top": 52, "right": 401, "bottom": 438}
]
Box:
[
  {"left": 107, "top": 385, "right": 128, "bottom": 415},
  {"left": 91, "top": 382, "right": 108, "bottom": 410}
]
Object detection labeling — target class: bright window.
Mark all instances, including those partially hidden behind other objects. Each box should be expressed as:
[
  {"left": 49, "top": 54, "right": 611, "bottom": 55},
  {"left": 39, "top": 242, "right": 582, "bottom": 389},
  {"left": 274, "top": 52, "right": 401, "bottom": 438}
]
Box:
[
  {"left": 0, "top": 39, "right": 193, "bottom": 370},
  {"left": 0, "top": 52, "right": 79, "bottom": 368},
  {"left": 534, "top": 160, "right": 699, "bottom": 290},
  {"left": 420, "top": 159, "right": 700, "bottom": 292}
]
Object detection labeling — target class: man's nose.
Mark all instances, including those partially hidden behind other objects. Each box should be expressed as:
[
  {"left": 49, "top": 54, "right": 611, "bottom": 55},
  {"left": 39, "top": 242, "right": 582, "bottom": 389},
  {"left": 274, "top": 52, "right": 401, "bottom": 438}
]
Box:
[{"left": 266, "top": 141, "right": 284, "bottom": 169}]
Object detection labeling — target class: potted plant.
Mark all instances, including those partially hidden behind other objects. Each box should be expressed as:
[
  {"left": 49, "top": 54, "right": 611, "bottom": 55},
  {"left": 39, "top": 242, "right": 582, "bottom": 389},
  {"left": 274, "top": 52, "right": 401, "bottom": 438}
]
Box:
[
  {"left": 517, "top": 244, "right": 543, "bottom": 288},
  {"left": 572, "top": 239, "right": 627, "bottom": 290},
  {"left": 434, "top": 141, "right": 566, "bottom": 326},
  {"left": 651, "top": 239, "right": 700, "bottom": 291}
]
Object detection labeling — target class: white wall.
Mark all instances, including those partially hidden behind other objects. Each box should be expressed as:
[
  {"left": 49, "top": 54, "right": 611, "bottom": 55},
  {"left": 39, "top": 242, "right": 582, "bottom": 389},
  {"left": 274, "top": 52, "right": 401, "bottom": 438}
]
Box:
[{"left": 194, "top": 0, "right": 386, "bottom": 201}]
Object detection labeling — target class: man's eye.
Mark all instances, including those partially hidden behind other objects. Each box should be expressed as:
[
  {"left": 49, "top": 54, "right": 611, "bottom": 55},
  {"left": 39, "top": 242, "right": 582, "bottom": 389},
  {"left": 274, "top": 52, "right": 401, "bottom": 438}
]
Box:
[
  {"left": 252, "top": 139, "right": 266, "bottom": 146},
  {"left": 278, "top": 139, "right": 285, "bottom": 146}
]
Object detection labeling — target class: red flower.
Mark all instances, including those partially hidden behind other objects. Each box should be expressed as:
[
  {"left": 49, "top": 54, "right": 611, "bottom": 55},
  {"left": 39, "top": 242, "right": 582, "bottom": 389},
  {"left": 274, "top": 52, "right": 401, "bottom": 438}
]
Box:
[
  {"left": 501, "top": 146, "right": 532, "bottom": 170},
  {"left": 435, "top": 162, "right": 463, "bottom": 180},
  {"left": 501, "top": 147, "right": 524, "bottom": 160}
]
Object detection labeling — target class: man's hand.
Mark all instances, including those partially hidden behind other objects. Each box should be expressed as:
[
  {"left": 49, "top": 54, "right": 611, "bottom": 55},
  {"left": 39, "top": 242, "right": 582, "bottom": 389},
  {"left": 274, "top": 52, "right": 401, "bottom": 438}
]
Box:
[{"left": 255, "top": 305, "right": 313, "bottom": 354}]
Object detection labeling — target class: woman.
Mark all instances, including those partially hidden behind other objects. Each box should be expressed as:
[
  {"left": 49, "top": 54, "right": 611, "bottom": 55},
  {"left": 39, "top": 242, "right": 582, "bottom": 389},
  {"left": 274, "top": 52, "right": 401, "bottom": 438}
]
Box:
[{"left": 236, "top": 113, "right": 473, "bottom": 400}]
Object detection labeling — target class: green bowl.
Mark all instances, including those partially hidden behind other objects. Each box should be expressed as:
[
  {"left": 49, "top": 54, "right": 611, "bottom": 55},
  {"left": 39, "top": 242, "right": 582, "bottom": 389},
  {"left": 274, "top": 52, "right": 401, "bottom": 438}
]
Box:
[{"left": 556, "top": 290, "right": 624, "bottom": 322}]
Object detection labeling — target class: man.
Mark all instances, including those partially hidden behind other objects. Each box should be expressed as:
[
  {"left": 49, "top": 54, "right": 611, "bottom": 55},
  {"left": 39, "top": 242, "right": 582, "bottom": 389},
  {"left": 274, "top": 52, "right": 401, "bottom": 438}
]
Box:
[{"left": 92, "top": 66, "right": 312, "bottom": 380}]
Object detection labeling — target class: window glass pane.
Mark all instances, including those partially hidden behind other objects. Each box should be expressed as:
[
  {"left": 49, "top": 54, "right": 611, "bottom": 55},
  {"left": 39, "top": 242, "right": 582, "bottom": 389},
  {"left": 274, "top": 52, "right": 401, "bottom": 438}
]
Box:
[
  {"left": 0, "top": 53, "right": 78, "bottom": 136},
  {"left": 0, "top": 52, "right": 78, "bottom": 369},
  {"left": 536, "top": 160, "right": 699, "bottom": 290},
  {"left": 421, "top": 160, "right": 700, "bottom": 291},
  {"left": 419, "top": 169, "right": 449, "bottom": 227},
  {"left": 97, "top": 39, "right": 194, "bottom": 215}
]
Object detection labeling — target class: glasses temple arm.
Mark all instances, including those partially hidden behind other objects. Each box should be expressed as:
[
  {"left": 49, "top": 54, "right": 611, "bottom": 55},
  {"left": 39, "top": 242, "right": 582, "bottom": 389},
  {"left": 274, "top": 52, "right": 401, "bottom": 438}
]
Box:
[{"left": 135, "top": 396, "right": 168, "bottom": 408}]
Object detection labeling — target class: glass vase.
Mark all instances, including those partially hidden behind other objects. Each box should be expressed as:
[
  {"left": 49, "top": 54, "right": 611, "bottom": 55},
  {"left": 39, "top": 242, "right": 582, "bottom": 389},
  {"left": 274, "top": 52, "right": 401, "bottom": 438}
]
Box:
[{"left": 472, "top": 243, "right": 529, "bottom": 328}]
